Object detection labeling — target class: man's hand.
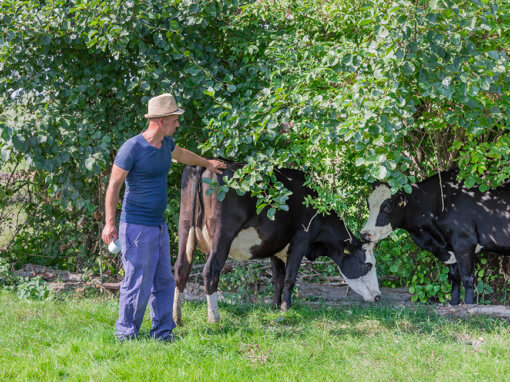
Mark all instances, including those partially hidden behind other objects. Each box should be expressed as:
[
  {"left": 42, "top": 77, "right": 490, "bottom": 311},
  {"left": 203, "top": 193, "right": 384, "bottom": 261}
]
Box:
[
  {"left": 207, "top": 159, "right": 227, "bottom": 175},
  {"left": 173, "top": 146, "right": 227, "bottom": 174},
  {"left": 102, "top": 222, "right": 118, "bottom": 245}
]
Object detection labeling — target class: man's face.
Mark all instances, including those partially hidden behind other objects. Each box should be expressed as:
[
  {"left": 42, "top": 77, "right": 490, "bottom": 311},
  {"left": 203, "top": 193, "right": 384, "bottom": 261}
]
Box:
[{"left": 160, "top": 115, "right": 180, "bottom": 136}]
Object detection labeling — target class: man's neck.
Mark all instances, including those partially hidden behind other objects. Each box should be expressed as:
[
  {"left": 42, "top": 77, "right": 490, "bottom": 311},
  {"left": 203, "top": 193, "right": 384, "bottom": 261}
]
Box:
[{"left": 142, "top": 126, "right": 164, "bottom": 148}]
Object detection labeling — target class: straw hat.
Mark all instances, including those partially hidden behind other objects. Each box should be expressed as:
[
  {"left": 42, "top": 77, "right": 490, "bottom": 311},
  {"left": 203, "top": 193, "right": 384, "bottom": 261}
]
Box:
[{"left": 144, "top": 93, "right": 185, "bottom": 118}]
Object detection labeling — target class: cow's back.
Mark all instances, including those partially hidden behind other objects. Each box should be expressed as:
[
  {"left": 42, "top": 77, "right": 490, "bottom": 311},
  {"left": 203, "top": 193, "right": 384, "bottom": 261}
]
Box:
[
  {"left": 190, "top": 164, "right": 317, "bottom": 260},
  {"left": 438, "top": 174, "right": 510, "bottom": 252}
]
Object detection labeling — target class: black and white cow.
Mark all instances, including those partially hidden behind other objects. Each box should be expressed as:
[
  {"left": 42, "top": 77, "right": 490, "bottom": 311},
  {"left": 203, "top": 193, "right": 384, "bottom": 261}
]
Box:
[
  {"left": 360, "top": 169, "right": 510, "bottom": 305},
  {"left": 174, "top": 163, "right": 381, "bottom": 323}
]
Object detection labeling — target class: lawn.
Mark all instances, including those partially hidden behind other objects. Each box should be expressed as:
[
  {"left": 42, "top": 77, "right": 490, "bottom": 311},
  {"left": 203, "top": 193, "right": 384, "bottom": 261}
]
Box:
[{"left": 0, "top": 290, "right": 508, "bottom": 381}]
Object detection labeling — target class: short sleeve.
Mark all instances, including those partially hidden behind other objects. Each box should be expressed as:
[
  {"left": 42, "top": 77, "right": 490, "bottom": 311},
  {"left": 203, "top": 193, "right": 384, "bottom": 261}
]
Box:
[
  {"left": 168, "top": 137, "right": 176, "bottom": 153},
  {"left": 114, "top": 140, "right": 135, "bottom": 172}
]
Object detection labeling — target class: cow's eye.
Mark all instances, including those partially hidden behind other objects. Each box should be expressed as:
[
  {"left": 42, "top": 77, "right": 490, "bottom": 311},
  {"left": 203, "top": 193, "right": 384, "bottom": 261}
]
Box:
[{"left": 382, "top": 202, "right": 391, "bottom": 212}]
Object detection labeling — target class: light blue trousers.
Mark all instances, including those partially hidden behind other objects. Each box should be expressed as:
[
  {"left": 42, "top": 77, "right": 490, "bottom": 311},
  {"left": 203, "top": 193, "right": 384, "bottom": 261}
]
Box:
[{"left": 115, "top": 222, "right": 176, "bottom": 340}]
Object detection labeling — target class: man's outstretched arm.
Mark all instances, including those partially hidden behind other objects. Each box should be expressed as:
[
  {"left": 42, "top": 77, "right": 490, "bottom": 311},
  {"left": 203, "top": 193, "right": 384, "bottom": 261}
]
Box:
[{"left": 172, "top": 146, "right": 226, "bottom": 174}]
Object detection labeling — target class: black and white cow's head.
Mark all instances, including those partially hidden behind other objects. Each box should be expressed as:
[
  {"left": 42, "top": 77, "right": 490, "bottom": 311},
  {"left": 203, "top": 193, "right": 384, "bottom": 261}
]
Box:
[
  {"left": 332, "top": 240, "right": 381, "bottom": 302},
  {"left": 360, "top": 184, "right": 407, "bottom": 243}
]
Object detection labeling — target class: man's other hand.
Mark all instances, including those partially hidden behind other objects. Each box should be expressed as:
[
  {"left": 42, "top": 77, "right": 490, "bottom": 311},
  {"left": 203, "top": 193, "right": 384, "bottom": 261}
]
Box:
[{"left": 102, "top": 223, "right": 118, "bottom": 245}]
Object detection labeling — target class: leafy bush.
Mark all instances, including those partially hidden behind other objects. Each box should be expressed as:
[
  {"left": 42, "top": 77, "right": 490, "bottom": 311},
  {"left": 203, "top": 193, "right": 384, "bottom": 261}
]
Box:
[
  {"left": 0, "top": 257, "right": 52, "bottom": 300},
  {"left": 474, "top": 253, "right": 510, "bottom": 305},
  {"left": 14, "top": 277, "right": 52, "bottom": 300},
  {"left": 219, "top": 262, "right": 272, "bottom": 303},
  {"left": 376, "top": 230, "right": 452, "bottom": 303}
]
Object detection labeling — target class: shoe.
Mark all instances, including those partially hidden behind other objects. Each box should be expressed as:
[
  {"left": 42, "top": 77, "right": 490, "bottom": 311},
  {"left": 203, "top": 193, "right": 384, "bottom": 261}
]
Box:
[
  {"left": 117, "top": 333, "right": 136, "bottom": 342},
  {"left": 156, "top": 333, "right": 175, "bottom": 343}
]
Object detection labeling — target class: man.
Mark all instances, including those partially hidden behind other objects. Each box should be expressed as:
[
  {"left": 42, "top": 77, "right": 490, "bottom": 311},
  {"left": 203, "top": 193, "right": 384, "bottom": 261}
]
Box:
[{"left": 101, "top": 93, "right": 226, "bottom": 342}]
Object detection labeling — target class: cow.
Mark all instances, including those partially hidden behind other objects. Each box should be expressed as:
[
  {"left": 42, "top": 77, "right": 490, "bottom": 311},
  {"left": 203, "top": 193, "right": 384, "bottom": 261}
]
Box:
[
  {"left": 360, "top": 168, "right": 510, "bottom": 305},
  {"left": 173, "top": 163, "right": 381, "bottom": 324}
]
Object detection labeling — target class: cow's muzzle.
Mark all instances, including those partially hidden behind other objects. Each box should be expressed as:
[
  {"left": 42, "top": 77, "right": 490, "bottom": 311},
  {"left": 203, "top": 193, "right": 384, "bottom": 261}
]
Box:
[{"left": 360, "top": 231, "right": 374, "bottom": 242}]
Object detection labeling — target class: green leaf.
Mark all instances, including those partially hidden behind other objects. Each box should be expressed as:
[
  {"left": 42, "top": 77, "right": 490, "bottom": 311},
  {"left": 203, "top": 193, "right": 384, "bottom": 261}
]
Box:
[
  {"left": 358, "top": 18, "right": 373, "bottom": 27},
  {"left": 256, "top": 203, "right": 267, "bottom": 215},
  {"left": 371, "top": 166, "right": 387, "bottom": 180},
  {"left": 464, "top": 176, "right": 476, "bottom": 188},
  {"left": 488, "top": 51, "right": 499, "bottom": 60},
  {"left": 204, "top": 87, "right": 215, "bottom": 97},
  {"left": 41, "top": 35, "right": 51, "bottom": 46},
  {"left": 85, "top": 157, "right": 95, "bottom": 171}
]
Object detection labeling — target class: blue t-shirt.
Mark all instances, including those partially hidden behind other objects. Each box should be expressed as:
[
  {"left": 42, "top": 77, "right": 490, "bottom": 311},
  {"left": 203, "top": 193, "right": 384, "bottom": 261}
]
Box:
[{"left": 114, "top": 134, "right": 176, "bottom": 226}]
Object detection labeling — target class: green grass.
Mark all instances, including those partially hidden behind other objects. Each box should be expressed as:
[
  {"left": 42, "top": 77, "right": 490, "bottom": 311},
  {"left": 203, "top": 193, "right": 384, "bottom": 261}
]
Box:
[{"left": 0, "top": 290, "right": 509, "bottom": 381}]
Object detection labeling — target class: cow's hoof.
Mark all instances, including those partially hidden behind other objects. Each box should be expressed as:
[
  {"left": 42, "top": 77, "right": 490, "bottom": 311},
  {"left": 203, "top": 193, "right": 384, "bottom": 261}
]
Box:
[
  {"left": 174, "top": 317, "right": 183, "bottom": 326},
  {"left": 448, "top": 299, "right": 460, "bottom": 306},
  {"left": 207, "top": 314, "right": 220, "bottom": 324},
  {"left": 280, "top": 302, "right": 289, "bottom": 312}
]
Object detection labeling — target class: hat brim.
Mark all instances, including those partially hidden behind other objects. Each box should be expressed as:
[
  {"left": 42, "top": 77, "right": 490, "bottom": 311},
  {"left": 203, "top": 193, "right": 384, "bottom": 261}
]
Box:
[{"left": 144, "top": 108, "right": 185, "bottom": 118}]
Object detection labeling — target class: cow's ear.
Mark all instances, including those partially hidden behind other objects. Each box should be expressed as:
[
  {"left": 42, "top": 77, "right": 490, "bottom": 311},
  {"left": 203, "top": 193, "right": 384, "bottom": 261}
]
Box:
[
  {"left": 371, "top": 181, "right": 382, "bottom": 190},
  {"left": 398, "top": 195, "right": 407, "bottom": 207}
]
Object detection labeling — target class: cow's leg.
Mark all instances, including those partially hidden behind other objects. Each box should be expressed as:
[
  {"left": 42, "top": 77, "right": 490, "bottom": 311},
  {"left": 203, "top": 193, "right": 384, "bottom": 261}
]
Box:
[
  {"left": 455, "top": 251, "right": 476, "bottom": 304},
  {"left": 203, "top": 232, "right": 234, "bottom": 323},
  {"left": 449, "top": 233, "right": 477, "bottom": 304},
  {"left": 270, "top": 256, "right": 285, "bottom": 308},
  {"left": 281, "top": 233, "right": 309, "bottom": 312},
  {"left": 173, "top": 225, "right": 196, "bottom": 325},
  {"left": 447, "top": 263, "right": 461, "bottom": 305}
]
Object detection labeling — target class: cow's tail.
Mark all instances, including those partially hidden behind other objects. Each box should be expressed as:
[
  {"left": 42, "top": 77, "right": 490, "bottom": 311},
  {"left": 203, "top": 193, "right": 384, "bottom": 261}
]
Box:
[{"left": 173, "top": 165, "right": 201, "bottom": 325}]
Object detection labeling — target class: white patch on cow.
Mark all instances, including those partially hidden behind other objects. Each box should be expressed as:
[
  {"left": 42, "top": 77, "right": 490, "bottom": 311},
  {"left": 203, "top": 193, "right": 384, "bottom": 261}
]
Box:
[
  {"left": 186, "top": 227, "right": 197, "bottom": 262},
  {"left": 173, "top": 288, "right": 183, "bottom": 324},
  {"left": 339, "top": 243, "right": 381, "bottom": 302},
  {"left": 444, "top": 246, "right": 483, "bottom": 265},
  {"left": 207, "top": 292, "right": 220, "bottom": 323},
  {"left": 274, "top": 244, "right": 290, "bottom": 264},
  {"left": 361, "top": 185, "right": 394, "bottom": 242},
  {"left": 363, "top": 243, "right": 376, "bottom": 264},
  {"left": 228, "top": 227, "right": 262, "bottom": 261},
  {"left": 444, "top": 251, "right": 457, "bottom": 265},
  {"left": 339, "top": 267, "right": 381, "bottom": 302},
  {"left": 195, "top": 226, "right": 212, "bottom": 254}
]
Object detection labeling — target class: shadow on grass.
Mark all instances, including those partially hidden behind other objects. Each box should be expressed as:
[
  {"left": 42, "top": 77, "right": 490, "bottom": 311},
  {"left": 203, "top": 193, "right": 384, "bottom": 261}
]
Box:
[{"left": 178, "top": 299, "right": 509, "bottom": 344}]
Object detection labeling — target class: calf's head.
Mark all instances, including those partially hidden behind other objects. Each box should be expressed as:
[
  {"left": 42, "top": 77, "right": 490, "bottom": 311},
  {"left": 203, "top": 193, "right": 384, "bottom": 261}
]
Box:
[
  {"left": 332, "top": 240, "right": 381, "bottom": 302},
  {"left": 360, "top": 184, "right": 406, "bottom": 243}
]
